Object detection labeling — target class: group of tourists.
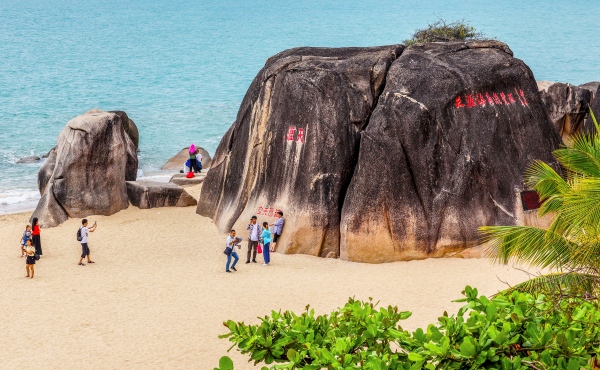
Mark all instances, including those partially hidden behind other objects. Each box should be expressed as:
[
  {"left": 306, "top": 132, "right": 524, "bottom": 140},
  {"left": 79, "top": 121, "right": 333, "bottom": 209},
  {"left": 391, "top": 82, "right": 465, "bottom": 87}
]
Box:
[
  {"left": 224, "top": 210, "right": 285, "bottom": 273},
  {"left": 18, "top": 217, "right": 97, "bottom": 278},
  {"left": 181, "top": 144, "right": 203, "bottom": 176}
]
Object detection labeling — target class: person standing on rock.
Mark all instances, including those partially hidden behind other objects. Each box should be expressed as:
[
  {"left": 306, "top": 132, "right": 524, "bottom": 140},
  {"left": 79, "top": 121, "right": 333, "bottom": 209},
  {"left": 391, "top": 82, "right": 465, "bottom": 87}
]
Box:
[
  {"left": 78, "top": 219, "right": 97, "bottom": 266},
  {"left": 270, "top": 211, "right": 285, "bottom": 252},
  {"left": 225, "top": 230, "right": 242, "bottom": 273},
  {"left": 31, "top": 218, "right": 43, "bottom": 257},
  {"left": 260, "top": 222, "right": 271, "bottom": 266},
  {"left": 189, "top": 144, "right": 198, "bottom": 174},
  {"left": 246, "top": 216, "right": 260, "bottom": 263}
]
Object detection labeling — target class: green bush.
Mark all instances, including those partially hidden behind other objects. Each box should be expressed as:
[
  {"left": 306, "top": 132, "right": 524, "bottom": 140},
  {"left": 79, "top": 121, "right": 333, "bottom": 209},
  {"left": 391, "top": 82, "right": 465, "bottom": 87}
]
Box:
[
  {"left": 403, "top": 19, "right": 486, "bottom": 46},
  {"left": 217, "top": 286, "right": 600, "bottom": 369}
]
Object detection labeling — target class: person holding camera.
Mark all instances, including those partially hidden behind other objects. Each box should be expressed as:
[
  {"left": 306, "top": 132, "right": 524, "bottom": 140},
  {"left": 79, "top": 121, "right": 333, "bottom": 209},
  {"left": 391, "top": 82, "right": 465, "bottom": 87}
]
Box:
[
  {"left": 246, "top": 215, "right": 260, "bottom": 263},
  {"left": 78, "top": 219, "right": 97, "bottom": 266},
  {"left": 225, "top": 230, "right": 242, "bottom": 273}
]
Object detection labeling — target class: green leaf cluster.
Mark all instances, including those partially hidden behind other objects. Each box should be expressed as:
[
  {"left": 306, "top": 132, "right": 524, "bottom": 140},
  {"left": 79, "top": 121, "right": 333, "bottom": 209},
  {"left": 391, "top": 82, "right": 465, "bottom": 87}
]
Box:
[
  {"left": 403, "top": 19, "right": 487, "bottom": 46},
  {"left": 218, "top": 286, "right": 600, "bottom": 369}
]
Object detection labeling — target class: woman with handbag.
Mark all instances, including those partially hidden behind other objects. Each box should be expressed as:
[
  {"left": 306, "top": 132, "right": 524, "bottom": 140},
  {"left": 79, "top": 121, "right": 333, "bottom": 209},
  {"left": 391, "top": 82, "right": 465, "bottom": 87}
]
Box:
[{"left": 31, "top": 217, "right": 43, "bottom": 257}]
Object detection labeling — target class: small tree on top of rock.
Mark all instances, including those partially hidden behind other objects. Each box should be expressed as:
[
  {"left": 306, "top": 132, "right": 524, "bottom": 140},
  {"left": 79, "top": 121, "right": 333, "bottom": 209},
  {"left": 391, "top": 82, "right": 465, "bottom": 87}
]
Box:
[{"left": 403, "top": 19, "right": 486, "bottom": 46}]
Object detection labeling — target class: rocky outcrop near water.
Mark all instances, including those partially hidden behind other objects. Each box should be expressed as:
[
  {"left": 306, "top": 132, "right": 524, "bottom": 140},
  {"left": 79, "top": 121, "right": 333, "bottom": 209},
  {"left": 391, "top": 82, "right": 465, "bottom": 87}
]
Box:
[
  {"left": 585, "top": 85, "right": 600, "bottom": 128},
  {"left": 126, "top": 181, "right": 197, "bottom": 209},
  {"left": 537, "top": 81, "right": 595, "bottom": 141},
  {"left": 197, "top": 45, "right": 404, "bottom": 258},
  {"left": 16, "top": 156, "right": 40, "bottom": 164},
  {"left": 161, "top": 147, "right": 212, "bottom": 171},
  {"left": 198, "top": 41, "right": 561, "bottom": 263},
  {"left": 33, "top": 109, "right": 138, "bottom": 227}
]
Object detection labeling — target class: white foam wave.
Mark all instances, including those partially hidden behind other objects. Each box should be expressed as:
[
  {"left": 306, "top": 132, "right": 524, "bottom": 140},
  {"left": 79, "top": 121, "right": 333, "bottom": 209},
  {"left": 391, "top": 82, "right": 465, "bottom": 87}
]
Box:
[{"left": 0, "top": 188, "right": 40, "bottom": 214}]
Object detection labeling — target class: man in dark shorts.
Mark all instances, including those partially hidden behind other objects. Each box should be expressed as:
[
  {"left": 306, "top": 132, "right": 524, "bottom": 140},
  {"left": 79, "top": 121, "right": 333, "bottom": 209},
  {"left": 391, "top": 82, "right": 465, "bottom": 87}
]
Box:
[
  {"left": 270, "top": 211, "right": 284, "bottom": 252},
  {"left": 78, "top": 219, "right": 97, "bottom": 266}
]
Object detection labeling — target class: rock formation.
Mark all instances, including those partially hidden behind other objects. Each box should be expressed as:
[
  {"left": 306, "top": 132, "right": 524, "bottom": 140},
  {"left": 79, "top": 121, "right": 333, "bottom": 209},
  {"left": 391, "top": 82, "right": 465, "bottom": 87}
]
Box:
[
  {"left": 161, "top": 147, "right": 212, "bottom": 171},
  {"left": 197, "top": 45, "right": 404, "bottom": 258},
  {"left": 537, "top": 81, "right": 594, "bottom": 141},
  {"left": 126, "top": 181, "right": 197, "bottom": 209},
  {"left": 169, "top": 173, "right": 206, "bottom": 186},
  {"left": 585, "top": 85, "right": 600, "bottom": 128},
  {"left": 198, "top": 41, "right": 561, "bottom": 263},
  {"left": 16, "top": 156, "right": 41, "bottom": 164},
  {"left": 33, "top": 109, "right": 138, "bottom": 227},
  {"left": 341, "top": 41, "right": 560, "bottom": 262}
]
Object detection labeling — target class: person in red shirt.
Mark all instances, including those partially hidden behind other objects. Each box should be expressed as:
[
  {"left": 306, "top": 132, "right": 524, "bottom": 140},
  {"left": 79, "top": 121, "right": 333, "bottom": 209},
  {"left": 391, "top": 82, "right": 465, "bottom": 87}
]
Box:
[{"left": 31, "top": 217, "right": 43, "bottom": 257}]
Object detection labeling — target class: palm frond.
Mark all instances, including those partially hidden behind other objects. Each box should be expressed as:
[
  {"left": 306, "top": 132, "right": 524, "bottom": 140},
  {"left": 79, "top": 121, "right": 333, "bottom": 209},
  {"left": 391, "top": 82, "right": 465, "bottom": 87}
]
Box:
[
  {"left": 553, "top": 147, "right": 600, "bottom": 178},
  {"left": 558, "top": 177, "right": 600, "bottom": 231},
  {"left": 503, "top": 272, "right": 600, "bottom": 296},
  {"left": 524, "top": 160, "right": 569, "bottom": 201},
  {"left": 479, "top": 225, "right": 574, "bottom": 269}
]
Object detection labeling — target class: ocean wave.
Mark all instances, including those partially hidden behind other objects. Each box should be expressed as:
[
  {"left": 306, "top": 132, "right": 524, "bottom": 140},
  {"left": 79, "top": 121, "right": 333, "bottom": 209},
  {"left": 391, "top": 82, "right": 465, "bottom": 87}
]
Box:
[{"left": 0, "top": 188, "right": 41, "bottom": 214}]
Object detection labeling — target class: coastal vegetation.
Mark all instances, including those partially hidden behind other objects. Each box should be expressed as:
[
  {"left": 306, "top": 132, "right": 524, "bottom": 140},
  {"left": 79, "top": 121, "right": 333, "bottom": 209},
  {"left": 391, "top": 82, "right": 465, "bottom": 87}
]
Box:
[
  {"left": 403, "top": 19, "right": 486, "bottom": 46},
  {"left": 480, "top": 109, "right": 600, "bottom": 298},
  {"left": 216, "top": 286, "right": 600, "bottom": 369}
]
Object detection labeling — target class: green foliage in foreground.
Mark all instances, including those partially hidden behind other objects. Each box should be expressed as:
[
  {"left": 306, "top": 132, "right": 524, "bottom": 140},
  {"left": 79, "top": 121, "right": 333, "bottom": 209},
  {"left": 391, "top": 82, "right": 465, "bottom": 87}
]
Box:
[
  {"left": 215, "top": 286, "right": 600, "bottom": 370},
  {"left": 403, "top": 19, "right": 486, "bottom": 46}
]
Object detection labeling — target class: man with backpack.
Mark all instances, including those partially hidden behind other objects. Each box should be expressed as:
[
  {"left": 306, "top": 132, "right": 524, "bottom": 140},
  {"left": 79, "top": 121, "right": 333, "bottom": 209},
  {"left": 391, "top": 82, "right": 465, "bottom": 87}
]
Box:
[{"left": 78, "top": 219, "right": 97, "bottom": 266}]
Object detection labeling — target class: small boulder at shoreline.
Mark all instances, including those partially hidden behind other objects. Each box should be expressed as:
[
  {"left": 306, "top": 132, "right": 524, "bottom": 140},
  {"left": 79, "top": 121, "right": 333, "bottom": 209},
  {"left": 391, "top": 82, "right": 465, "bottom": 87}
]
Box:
[
  {"left": 16, "top": 156, "right": 41, "bottom": 164},
  {"left": 126, "top": 181, "right": 197, "bottom": 209},
  {"left": 33, "top": 108, "right": 138, "bottom": 227},
  {"left": 161, "top": 147, "right": 212, "bottom": 171}
]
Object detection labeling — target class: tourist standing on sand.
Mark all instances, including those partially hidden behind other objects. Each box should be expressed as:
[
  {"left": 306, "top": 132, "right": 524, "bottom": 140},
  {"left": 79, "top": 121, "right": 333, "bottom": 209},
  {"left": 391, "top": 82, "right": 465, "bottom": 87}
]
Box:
[
  {"left": 270, "top": 211, "right": 285, "bottom": 252},
  {"left": 260, "top": 222, "right": 271, "bottom": 266},
  {"left": 31, "top": 217, "right": 43, "bottom": 257},
  {"left": 246, "top": 215, "right": 260, "bottom": 263},
  {"left": 20, "top": 224, "right": 32, "bottom": 257},
  {"left": 225, "top": 230, "right": 242, "bottom": 273},
  {"left": 24, "top": 239, "right": 35, "bottom": 278},
  {"left": 78, "top": 219, "right": 97, "bottom": 266}
]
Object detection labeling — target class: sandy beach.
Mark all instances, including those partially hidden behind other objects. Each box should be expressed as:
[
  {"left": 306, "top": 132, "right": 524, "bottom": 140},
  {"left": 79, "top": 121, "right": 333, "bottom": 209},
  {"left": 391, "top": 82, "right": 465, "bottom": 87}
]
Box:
[{"left": 0, "top": 184, "right": 538, "bottom": 369}]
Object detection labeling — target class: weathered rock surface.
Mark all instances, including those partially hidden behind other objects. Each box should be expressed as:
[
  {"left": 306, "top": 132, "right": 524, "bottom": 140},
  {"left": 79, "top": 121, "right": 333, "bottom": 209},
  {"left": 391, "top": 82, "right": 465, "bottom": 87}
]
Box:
[
  {"left": 341, "top": 41, "right": 559, "bottom": 262},
  {"left": 111, "top": 110, "right": 140, "bottom": 150},
  {"left": 161, "top": 147, "right": 212, "bottom": 170},
  {"left": 16, "top": 156, "right": 41, "bottom": 164},
  {"left": 538, "top": 81, "right": 594, "bottom": 141},
  {"left": 585, "top": 85, "right": 600, "bottom": 128},
  {"left": 169, "top": 173, "right": 206, "bottom": 186},
  {"left": 33, "top": 109, "right": 138, "bottom": 227},
  {"left": 197, "top": 45, "right": 404, "bottom": 258},
  {"left": 42, "top": 147, "right": 56, "bottom": 159},
  {"left": 126, "top": 181, "right": 197, "bottom": 209},
  {"left": 579, "top": 81, "right": 600, "bottom": 93}
]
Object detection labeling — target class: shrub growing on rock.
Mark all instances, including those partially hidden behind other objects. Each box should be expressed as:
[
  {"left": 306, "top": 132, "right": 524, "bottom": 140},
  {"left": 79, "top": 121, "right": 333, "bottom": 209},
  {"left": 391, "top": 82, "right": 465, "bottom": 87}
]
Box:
[
  {"left": 403, "top": 19, "right": 486, "bottom": 46},
  {"left": 216, "top": 286, "right": 600, "bottom": 369}
]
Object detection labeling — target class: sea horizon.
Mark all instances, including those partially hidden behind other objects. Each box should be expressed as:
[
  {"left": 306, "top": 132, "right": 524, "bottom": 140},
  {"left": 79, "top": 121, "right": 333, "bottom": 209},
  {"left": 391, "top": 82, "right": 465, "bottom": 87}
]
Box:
[{"left": 1, "top": 0, "right": 599, "bottom": 214}]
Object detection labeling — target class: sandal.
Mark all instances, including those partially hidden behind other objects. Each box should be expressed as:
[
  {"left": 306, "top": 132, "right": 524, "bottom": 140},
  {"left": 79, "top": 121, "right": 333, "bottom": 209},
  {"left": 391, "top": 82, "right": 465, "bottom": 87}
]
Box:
[
  {"left": 88, "top": 261, "right": 95, "bottom": 263},
  {"left": 78, "top": 263, "right": 85, "bottom": 266}
]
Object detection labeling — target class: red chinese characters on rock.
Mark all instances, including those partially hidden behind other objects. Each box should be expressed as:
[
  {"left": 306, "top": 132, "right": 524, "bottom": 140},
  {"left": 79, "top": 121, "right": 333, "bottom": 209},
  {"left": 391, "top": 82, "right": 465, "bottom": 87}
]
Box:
[
  {"left": 286, "top": 126, "right": 308, "bottom": 143},
  {"left": 257, "top": 206, "right": 281, "bottom": 217},
  {"left": 454, "top": 88, "right": 529, "bottom": 110}
]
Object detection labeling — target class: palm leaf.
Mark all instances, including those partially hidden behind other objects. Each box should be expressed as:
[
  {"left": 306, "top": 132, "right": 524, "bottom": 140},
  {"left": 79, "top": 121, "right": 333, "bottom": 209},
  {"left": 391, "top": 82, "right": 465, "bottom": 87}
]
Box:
[
  {"left": 503, "top": 272, "right": 600, "bottom": 296},
  {"left": 479, "top": 225, "right": 574, "bottom": 269}
]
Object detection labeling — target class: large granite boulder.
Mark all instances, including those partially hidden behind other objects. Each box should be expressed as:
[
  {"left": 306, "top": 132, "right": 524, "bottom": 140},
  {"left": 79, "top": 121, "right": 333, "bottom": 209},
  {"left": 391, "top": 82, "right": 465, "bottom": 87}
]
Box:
[
  {"left": 340, "top": 41, "right": 559, "bottom": 262},
  {"left": 197, "top": 45, "right": 404, "bottom": 257},
  {"left": 126, "top": 181, "right": 197, "bottom": 209},
  {"left": 16, "top": 156, "right": 40, "bottom": 164},
  {"left": 33, "top": 109, "right": 138, "bottom": 227},
  {"left": 197, "top": 41, "right": 560, "bottom": 263},
  {"left": 169, "top": 173, "right": 206, "bottom": 186},
  {"left": 537, "top": 81, "right": 594, "bottom": 141},
  {"left": 161, "top": 147, "right": 212, "bottom": 171}
]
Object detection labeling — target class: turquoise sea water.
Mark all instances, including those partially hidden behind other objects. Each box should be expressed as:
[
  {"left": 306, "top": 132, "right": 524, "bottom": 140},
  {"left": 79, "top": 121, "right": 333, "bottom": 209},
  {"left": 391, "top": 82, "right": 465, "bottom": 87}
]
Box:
[{"left": 1, "top": 0, "right": 599, "bottom": 213}]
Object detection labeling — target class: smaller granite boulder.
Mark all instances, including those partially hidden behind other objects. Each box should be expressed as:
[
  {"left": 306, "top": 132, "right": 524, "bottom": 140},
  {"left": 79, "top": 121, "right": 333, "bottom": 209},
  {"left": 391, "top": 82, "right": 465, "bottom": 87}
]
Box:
[
  {"left": 126, "top": 181, "right": 197, "bottom": 209},
  {"left": 16, "top": 156, "right": 41, "bottom": 164},
  {"left": 169, "top": 173, "right": 206, "bottom": 186},
  {"left": 538, "top": 81, "right": 593, "bottom": 141},
  {"left": 161, "top": 147, "right": 212, "bottom": 170},
  {"left": 42, "top": 147, "right": 56, "bottom": 159}
]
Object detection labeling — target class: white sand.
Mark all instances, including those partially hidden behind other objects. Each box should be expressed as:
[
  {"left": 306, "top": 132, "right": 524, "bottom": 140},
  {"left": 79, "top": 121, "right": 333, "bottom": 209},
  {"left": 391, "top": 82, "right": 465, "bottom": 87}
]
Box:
[{"left": 0, "top": 185, "right": 537, "bottom": 369}]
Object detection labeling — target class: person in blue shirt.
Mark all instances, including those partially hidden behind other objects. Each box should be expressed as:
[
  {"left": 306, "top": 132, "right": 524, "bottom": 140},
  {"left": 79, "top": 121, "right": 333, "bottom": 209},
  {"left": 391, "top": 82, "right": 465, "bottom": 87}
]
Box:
[{"left": 260, "top": 222, "right": 271, "bottom": 266}]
